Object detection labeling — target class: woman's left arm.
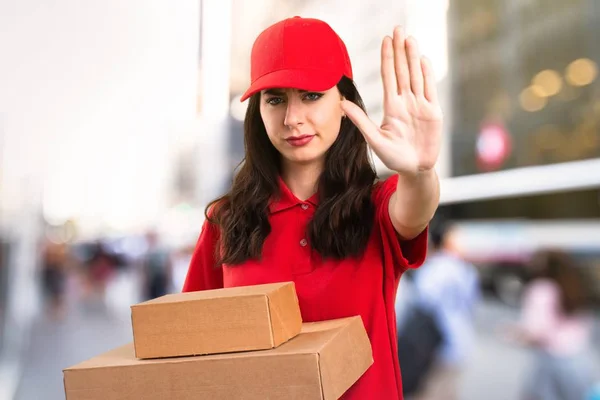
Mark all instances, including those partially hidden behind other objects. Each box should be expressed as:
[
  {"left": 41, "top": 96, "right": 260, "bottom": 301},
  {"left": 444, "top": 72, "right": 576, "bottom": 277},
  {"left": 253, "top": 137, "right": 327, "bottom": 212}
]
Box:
[{"left": 341, "top": 27, "right": 443, "bottom": 239}]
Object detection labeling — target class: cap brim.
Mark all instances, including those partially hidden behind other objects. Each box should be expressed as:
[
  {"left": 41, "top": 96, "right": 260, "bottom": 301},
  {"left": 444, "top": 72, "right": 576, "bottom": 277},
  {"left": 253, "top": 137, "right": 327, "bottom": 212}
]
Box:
[{"left": 240, "top": 69, "right": 343, "bottom": 102}]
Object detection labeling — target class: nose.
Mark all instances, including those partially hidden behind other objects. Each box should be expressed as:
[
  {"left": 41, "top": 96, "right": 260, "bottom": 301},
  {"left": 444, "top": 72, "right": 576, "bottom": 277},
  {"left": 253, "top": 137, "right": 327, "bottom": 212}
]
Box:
[{"left": 284, "top": 97, "right": 304, "bottom": 128}]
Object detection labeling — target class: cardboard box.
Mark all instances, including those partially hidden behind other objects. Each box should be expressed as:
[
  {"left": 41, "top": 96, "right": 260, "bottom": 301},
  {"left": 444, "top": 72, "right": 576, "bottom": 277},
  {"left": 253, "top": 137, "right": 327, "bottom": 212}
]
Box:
[
  {"left": 63, "top": 316, "right": 373, "bottom": 400},
  {"left": 131, "top": 282, "right": 302, "bottom": 359}
]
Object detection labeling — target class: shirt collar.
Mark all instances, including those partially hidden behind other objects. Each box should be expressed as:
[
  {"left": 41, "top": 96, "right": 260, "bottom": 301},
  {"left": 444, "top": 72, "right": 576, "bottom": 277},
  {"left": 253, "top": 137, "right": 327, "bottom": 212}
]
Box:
[{"left": 268, "top": 177, "right": 319, "bottom": 214}]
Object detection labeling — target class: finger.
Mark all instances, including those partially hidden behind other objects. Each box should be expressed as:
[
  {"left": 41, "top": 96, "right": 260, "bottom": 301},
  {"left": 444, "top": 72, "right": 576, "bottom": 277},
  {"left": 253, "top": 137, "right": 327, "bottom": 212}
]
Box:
[
  {"left": 341, "top": 100, "right": 381, "bottom": 145},
  {"left": 406, "top": 36, "right": 424, "bottom": 96},
  {"left": 393, "top": 26, "right": 411, "bottom": 94},
  {"left": 380, "top": 36, "right": 397, "bottom": 107},
  {"left": 421, "top": 56, "right": 439, "bottom": 103}
]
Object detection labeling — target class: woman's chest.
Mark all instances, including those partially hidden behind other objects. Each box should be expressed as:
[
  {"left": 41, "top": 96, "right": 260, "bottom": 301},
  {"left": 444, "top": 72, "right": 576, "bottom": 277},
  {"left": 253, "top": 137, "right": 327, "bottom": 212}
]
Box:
[{"left": 222, "top": 216, "right": 385, "bottom": 321}]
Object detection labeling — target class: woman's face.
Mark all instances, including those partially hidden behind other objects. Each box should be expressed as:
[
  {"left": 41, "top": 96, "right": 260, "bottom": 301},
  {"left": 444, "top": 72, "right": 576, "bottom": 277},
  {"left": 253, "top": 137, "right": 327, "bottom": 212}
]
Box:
[{"left": 259, "top": 86, "right": 345, "bottom": 167}]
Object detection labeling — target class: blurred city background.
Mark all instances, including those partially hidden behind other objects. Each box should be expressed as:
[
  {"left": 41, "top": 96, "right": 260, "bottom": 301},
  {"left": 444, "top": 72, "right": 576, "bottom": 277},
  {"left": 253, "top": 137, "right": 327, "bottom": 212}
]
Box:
[{"left": 0, "top": 0, "right": 599, "bottom": 399}]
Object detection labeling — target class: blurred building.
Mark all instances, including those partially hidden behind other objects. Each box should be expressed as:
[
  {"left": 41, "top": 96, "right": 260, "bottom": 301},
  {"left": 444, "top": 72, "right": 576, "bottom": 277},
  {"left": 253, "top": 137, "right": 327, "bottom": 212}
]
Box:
[
  {"left": 0, "top": 1, "right": 201, "bottom": 397},
  {"left": 450, "top": 0, "right": 599, "bottom": 177},
  {"left": 437, "top": 0, "right": 600, "bottom": 306},
  {"left": 442, "top": 0, "right": 600, "bottom": 211},
  {"left": 442, "top": 0, "right": 600, "bottom": 219}
]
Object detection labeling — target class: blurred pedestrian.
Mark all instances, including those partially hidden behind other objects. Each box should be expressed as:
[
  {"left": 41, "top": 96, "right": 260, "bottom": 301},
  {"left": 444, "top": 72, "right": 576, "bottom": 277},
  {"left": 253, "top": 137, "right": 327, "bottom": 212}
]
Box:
[
  {"left": 140, "top": 230, "right": 172, "bottom": 300},
  {"left": 402, "top": 218, "right": 480, "bottom": 400},
  {"left": 85, "top": 241, "right": 118, "bottom": 304},
  {"left": 183, "top": 16, "right": 443, "bottom": 400},
  {"left": 505, "top": 249, "right": 594, "bottom": 400},
  {"left": 40, "top": 238, "right": 69, "bottom": 320},
  {"left": 172, "top": 244, "right": 194, "bottom": 292}
]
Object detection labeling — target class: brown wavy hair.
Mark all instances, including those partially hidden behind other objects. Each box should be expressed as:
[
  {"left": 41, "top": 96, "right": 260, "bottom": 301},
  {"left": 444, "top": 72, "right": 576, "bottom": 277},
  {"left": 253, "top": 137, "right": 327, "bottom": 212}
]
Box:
[{"left": 207, "top": 77, "right": 377, "bottom": 265}]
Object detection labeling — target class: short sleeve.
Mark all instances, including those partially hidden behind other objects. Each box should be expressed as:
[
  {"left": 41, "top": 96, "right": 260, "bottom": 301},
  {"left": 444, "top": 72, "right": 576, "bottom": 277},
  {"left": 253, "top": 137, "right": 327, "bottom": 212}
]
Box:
[
  {"left": 182, "top": 218, "right": 224, "bottom": 292},
  {"left": 373, "top": 174, "right": 429, "bottom": 278}
]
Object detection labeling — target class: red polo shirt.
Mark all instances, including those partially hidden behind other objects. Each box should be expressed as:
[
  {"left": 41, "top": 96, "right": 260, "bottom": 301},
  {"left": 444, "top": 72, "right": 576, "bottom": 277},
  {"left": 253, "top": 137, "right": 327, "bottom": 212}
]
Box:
[{"left": 183, "top": 174, "right": 428, "bottom": 399}]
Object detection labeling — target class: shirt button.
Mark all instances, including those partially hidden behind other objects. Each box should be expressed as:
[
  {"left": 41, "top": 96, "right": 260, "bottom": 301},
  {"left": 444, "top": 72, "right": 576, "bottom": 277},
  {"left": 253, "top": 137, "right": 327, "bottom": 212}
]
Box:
[
  {"left": 299, "top": 238, "right": 308, "bottom": 247},
  {"left": 301, "top": 203, "right": 309, "bottom": 210}
]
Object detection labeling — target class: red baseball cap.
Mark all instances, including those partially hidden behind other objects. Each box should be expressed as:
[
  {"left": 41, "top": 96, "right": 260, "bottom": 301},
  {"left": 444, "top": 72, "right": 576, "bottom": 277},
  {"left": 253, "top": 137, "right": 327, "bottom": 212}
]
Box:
[{"left": 240, "top": 17, "right": 353, "bottom": 102}]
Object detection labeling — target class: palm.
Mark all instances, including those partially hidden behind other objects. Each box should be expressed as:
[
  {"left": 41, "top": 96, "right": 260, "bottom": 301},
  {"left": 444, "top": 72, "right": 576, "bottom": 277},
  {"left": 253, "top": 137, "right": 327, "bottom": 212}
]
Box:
[{"left": 342, "top": 27, "right": 443, "bottom": 175}]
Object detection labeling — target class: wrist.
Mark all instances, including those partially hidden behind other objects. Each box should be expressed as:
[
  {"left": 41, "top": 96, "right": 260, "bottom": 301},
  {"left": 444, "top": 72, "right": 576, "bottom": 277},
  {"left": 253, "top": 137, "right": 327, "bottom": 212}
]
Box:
[{"left": 395, "top": 167, "right": 436, "bottom": 181}]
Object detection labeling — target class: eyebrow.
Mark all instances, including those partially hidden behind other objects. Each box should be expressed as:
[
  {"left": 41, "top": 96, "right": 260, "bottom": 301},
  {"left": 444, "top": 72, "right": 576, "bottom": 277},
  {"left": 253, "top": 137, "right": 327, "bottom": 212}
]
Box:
[{"left": 263, "top": 89, "right": 309, "bottom": 96}]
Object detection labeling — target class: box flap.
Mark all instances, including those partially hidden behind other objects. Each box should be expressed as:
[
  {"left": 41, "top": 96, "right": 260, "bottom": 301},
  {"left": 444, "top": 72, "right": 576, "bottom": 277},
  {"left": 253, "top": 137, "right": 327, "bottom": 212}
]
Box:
[
  {"left": 131, "top": 282, "right": 292, "bottom": 307},
  {"left": 301, "top": 317, "right": 358, "bottom": 334}
]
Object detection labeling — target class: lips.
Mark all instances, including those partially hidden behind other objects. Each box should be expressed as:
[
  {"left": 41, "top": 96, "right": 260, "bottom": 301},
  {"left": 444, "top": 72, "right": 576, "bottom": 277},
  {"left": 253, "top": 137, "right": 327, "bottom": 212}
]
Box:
[{"left": 285, "top": 135, "right": 315, "bottom": 147}]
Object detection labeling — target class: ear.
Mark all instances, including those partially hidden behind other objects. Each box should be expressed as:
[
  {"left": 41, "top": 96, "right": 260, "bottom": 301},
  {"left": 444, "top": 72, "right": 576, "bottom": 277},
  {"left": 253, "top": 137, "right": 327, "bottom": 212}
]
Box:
[
  {"left": 339, "top": 95, "right": 347, "bottom": 118},
  {"left": 340, "top": 96, "right": 346, "bottom": 119}
]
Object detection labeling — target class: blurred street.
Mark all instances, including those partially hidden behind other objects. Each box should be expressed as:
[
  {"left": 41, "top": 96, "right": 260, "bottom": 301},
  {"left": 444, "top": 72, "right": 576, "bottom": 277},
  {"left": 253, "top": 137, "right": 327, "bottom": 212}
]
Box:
[
  {"left": 463, "top": 299, "right": 600, "bottom": 400},
  {"left": 10, "top": 270, "right": 600, "bottom": 400},
  {"left": 14, "top": 270, "right": 138, "bottom": 400}
]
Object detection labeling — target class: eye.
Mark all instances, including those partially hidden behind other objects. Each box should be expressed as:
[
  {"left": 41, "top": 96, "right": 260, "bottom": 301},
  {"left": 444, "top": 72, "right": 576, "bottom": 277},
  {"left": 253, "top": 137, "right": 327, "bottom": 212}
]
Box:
[
  {"left": 265, "top": 97, "right": 284, "bottom": 106},
  {"left": 303, "top": 92, "right": 324, "bottom": 101}
]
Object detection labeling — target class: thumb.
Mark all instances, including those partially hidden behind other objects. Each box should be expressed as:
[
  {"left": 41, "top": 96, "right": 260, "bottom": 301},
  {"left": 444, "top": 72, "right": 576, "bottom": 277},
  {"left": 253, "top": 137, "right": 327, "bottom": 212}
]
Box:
[{"left": 341, "top": 100, "right": 380, "bottom": 145}]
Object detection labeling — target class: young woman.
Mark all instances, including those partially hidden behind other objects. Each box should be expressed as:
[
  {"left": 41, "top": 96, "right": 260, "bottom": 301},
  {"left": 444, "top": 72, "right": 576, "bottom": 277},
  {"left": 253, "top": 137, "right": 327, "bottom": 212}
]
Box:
[{"left": 183, "top": 16, "right": 442, "bottom": 399}]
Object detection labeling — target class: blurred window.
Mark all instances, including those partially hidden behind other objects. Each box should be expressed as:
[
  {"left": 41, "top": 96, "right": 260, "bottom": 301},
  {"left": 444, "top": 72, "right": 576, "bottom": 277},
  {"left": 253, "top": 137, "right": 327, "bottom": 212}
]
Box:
[{"left": 449, "top": 0, "right": 600, "bottom": 176}]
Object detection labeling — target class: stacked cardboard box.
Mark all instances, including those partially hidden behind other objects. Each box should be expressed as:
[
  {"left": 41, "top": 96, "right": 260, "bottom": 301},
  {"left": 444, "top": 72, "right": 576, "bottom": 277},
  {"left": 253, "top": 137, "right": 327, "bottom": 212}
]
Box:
[
  {"left": 63, "top": 282, "right": 373, "bottom": 399},
  {"left": 131, "top": 282, "right": 303, "bottom": 358}
]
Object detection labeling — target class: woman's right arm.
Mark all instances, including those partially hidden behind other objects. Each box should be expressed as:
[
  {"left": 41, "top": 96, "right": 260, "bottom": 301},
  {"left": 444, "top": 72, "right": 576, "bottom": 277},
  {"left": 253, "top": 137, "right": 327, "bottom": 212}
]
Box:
[{"left": 182, "top": 218, "right": 224, "bottom": 292}]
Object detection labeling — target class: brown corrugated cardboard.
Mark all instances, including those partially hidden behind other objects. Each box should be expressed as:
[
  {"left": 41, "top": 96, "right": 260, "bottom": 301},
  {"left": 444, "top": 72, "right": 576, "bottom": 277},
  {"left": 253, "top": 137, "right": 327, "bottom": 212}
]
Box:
[
  {"left": 131, "top": 282, "right": 302, "bottom": 359},
  {"left": 63, "top": 316, "right": 373, "bottom": 400}
]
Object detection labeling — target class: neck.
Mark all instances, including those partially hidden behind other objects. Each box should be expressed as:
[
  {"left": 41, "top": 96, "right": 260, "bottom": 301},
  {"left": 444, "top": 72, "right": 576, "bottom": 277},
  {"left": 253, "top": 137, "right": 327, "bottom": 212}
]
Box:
[{"left": 280, "top": 160, "right": 323, "bottom": 201}]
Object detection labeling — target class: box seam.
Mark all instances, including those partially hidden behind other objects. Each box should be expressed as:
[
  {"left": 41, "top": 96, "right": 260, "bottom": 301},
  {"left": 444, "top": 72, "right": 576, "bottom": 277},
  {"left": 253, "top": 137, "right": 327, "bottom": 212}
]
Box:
[
  {"left": 265, "top": 294, "right": 275, "bottom": 347},
  {"left": 317, "top": 352, "right": 325, "bottom": 400}
]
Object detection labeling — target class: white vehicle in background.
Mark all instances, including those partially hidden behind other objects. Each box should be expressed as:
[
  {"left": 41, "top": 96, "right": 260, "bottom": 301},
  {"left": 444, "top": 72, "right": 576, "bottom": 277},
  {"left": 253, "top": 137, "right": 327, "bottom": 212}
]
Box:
[
  {"left": 385, "top": 158, "right": 600, "bottom": 307},
  {"left": 452, "top": 219, "right": 600, "bottom": 307}
]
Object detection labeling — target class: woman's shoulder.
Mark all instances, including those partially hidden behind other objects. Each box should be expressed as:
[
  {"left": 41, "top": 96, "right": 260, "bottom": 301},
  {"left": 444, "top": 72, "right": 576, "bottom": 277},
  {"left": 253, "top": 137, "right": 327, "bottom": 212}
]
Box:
[
  {"left": 205, "top": 197, "right": 230, "bottom": 220},
  {"left": 198, "top": 198, "right": 229, "bottom": 239}
]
